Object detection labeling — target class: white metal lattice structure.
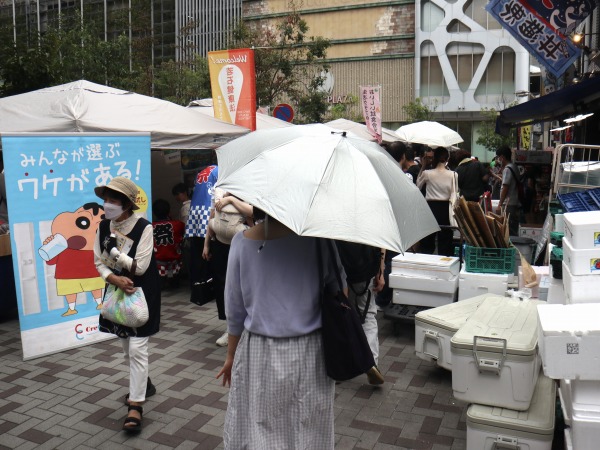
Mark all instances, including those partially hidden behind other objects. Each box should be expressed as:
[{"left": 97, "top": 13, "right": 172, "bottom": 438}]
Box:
[
  {"left": 415, "top": 0, "right": 530, "bottom": 113},
  {"left": 551, "top": 143, "right": 600, "bottom": 197}
]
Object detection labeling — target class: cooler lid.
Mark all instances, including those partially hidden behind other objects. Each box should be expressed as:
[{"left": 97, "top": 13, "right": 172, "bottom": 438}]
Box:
[
  {"left": 415, "top": 294, "right": 498, "bottom": 332},
  {"left": 392, "top": 253, "right": 459, "bottom": 269},
  {"left": 467, "top": 374, "right": 555, "bottom": 435},
  {"left": 537, "top": 304, "right": 600, "bottom": 336},
  {"left": 450, "top": 297, "right": 540, "bottom": 356},
  {"left": 564, "top": 211, "right": 600, "bottom": 227}
]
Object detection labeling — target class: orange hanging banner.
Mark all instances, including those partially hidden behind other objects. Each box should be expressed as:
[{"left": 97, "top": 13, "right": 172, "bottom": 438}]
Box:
[{"left": 208, "top": 48, "right": 257, "bottom": 131}]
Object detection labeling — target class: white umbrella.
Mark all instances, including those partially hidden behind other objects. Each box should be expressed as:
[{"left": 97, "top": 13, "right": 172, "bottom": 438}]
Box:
[
  {"left": 396, "top": 121, "right": 463, "bottom": 147},
  {"left": 215, "top": 124, "right": 439, "bottom": 253},
  {"left": 325, "top": 118, "right": 404, "bottom": 144}
]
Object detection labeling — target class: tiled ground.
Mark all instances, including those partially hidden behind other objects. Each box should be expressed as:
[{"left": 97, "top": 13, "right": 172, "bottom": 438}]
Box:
[{"left": 0, "top": 287, "right": 470, "bottom": 450}]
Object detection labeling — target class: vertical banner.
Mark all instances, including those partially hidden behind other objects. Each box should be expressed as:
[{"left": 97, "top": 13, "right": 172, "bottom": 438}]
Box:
[
  {"left": 1, "top": 133, "right": 152, "bottom": 360},
  {"left": 208, "top": 48, "right": 257, "bottom": 131},
  {"left": 360, "top": 85, "right": 383, "bottom": 144},
  {"left": 486, "top": 0, "right": 582, "bottom": 77},
  {"left": 520, "top": 125, "right": 531, "bottom": 150}
]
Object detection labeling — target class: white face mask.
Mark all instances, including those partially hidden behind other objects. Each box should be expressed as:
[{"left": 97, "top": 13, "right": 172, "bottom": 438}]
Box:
[{"left": 103, "top": 202, "right": 124, "bottom": 220}]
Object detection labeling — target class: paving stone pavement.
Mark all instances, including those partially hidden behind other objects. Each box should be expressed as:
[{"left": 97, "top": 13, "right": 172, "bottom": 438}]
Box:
[{"left": 0, "top": 287, "right": 469, "bottom": 450}]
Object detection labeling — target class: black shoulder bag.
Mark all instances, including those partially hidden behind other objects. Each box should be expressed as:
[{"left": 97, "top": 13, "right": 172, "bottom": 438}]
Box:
[{"left": 317, "top": 239, "right": 375, "bottom": 381}]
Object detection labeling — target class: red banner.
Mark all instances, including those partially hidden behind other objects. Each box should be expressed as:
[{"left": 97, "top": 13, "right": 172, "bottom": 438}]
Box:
[
  {"left": 208, "top": 49, "right": 257, "bottom": 131},
  {"left": 360, "top": 86, "right": 382, "bottom": 144}
]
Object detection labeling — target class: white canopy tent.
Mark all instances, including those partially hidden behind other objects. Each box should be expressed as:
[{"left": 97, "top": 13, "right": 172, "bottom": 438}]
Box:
[
  {"left": 188, "top": 99, "right": 294, "bottom": 130},
  {"left": 0, "top": 80, "right": 249, "bottom": 149}
]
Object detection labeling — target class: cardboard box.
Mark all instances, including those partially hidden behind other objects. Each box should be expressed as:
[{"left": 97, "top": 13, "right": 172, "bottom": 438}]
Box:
[{"left": 0, "top": 234, "right": 11, "bottom": 257}]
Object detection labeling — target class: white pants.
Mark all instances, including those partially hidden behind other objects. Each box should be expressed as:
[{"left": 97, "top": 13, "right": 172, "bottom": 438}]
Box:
[
  {"left": 121, "top": 336, "right": 149, "bottom": 402},
  {"left": 347, "top": 281, "right": 379, "bottom": 365}
]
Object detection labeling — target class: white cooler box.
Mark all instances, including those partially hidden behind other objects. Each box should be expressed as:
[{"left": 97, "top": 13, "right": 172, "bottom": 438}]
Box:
[
  {"left": 537, "top": 303, "right": 600, "bottom": 380},
  {"left": 562, "top": 262, "right": 600, "bottom": 303},
  {"left": 563, "top": 236, "right": 600, "bottom": 275},
  {"left": 466, "top": 374, "right": 555, "bottom": 450},
  {"left": 391, "top": 252, "right": 460, "bottom": 280},
  {"left": 391, "top": 274, "right": 458, "bottom": 307},
  {"left": 560, "top": 379, "right": 600, "bottom": 450},
  {"left": 563, "top": 211, "right": 600, "bottom": 249},
  {"left": 458, "top": 266, "right": 512, "bottom": 301},
  {"left": 414, "top": 294, "right": 499, "bottom": 370},
  {"left": 564, "top": 428, "right": 573, "bottom": 450},
  {"left": 451, "top": 297, "right": 541, "bottom": 410}
]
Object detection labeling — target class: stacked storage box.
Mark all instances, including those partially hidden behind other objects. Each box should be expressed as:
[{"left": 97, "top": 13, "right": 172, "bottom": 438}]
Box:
[
  {"left": 562, "top": 211, "right": 600, "bottom": 304},
  {"left": 390, "top": 253, "right": 459, "bottom": 307},
  {"left": 458, "top": 266, "right": 512, "bottom": 301},
  {"left": 537, "top": 303, "right": 600, "bottom": 450},
  {"left": 414, "top": 294, "right": 500, "bottom": 370},
  {"left": 448, "top": 296, "right": 556, "bottom": 449}
]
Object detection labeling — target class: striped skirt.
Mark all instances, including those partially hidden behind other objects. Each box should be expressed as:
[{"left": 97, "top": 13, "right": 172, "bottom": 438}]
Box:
[{"left": 224, "top": 329, "right": 335, "bottom": 450}]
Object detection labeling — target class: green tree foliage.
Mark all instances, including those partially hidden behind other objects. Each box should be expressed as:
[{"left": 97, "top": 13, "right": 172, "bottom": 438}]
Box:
[
  {"left": 401, "top": 98, "right": 438, "bottom": 123},
  {"left": 229, "top": 1, "right": 331, "bottom": 122},
  {"left": 327, "top": 95, "right": 363, "bottom": 122},
  {"left": 476, "top": 107, "right": 516, "bottom": 152},
  {"left": 153, "top": 56, "right": 211, "bottom": 106}
]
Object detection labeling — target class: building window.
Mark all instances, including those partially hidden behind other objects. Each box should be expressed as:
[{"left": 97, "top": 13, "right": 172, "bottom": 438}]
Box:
[
  {"left": 475, "top": 46, "right": 515, "bottom": 104},
  {"left": 420, "top": 40, "right": 450, "bottom": 102}
]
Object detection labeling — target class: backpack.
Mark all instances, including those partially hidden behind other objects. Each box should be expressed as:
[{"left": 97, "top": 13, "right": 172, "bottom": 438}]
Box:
[
  {"left": 507, "top": 165, "right": 525, "bottom": 205},
  {"left": 334, "top": 241, "right": 381, "bottom": 284}
]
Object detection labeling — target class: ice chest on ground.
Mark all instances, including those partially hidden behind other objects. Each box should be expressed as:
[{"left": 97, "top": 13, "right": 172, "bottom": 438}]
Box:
[
  {"left": 563, "top": 211, "right": 600, "bottom": 249},
  {"left": 458, "top": 266, "right": 512, "bottom": 301},
  {"left": 414, "top": 294, "right": 500, "bottom": 370},
  {"left": 559, "top": 379, "right": 600, "bottom": 450},
  {"left": 562, "top": 236, "right": 600, "bottom": 275},
  {"left": 391, "top": 274, "right": 458, "bottom": 307},
  {"left": 562, "top": 262, "right": 600, "bottom": 303},
  {"left": 537, "top": 303, "right": 600, "bottom": 380},
  {"left": 391, "top": 253, "right": 459, "bottom": 280},
  {"left": 451, "top": 297, "right": 541, "bottom": 411},
  {"left": 466, "top": 374, "right": 555, "bottom": 450}
]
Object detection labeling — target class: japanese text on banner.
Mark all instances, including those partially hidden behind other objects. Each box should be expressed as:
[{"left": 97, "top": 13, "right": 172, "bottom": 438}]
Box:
[{"left": 360, "top": 86, "right": 382, "bottom": 144}]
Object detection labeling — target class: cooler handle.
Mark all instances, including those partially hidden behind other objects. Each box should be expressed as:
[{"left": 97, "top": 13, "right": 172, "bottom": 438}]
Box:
[
  {"left": 492, "top": 435, "right": 519, "bottom": 449},
  {"left": 422, "top": 329, "right": 441, "bottom": 361},
  {"left": 473, "top": 336, "right": 507, "bottom": 375}
]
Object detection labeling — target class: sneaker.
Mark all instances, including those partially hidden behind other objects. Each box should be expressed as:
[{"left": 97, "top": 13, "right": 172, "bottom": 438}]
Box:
[
  {"left": 366, "top": 366, "right": 385, "bottom": 385},
  {"left": 216, "top": 332, "right": 229, "bottom": 347}
]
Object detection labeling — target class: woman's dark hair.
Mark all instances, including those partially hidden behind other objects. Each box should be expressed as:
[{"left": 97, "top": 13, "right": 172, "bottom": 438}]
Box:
[
  {"left": 496, "top": 145, "right": 512, "bottom": 161},
  {"left": 432, "top": 147, "right": 450, "bottom": 167},
  {"left": 153, "top": 199, "right": 170, "bottom": 220},
  {"left": 171, "top": 183, "right": 188, "bottom": 196},
  {"left": 104, "top": 188, "right": 134, "bottom": 211},
  {"left": 385, "top": 141, "right": 407, "bottom": 163},
  {"left": 253, "top": 206, "right": 266, "bottom": 221}
]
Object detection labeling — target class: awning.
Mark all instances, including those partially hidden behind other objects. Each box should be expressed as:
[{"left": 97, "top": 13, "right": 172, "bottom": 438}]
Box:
[{"left": 497, "top": 76, "right": 600, "bottom": 135}]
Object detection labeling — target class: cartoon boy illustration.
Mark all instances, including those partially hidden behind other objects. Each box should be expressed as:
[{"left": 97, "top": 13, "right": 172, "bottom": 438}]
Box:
[{"left": 42, "top": 202, "right": 105, "bottom": 317}]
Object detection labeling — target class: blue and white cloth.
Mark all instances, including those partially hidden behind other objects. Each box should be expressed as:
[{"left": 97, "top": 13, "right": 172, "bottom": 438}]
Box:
[{"left": 185, "top": 165, "right": 218, "bottom": 238}]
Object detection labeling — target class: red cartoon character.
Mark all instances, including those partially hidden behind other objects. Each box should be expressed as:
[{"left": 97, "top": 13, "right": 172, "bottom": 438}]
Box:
[{"left": 40, "top": 203, "right": 105, "bottom": 317}]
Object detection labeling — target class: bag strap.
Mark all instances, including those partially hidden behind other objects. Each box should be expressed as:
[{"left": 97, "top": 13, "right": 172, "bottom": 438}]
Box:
[
  {"left": 316, "top": 239, "right": 345, "bottom": 301},
  {"left": 349, "top": 282, "right": 371, "bottom": 324},
  {"left": 124, "top": 259, "right": 138, "bottom": 280},
  {"left": 507, "top": 165, "right": 522, "bottom": 185}
]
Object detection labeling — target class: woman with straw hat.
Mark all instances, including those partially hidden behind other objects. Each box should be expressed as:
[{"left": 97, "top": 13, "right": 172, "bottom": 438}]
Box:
[{"left": 93, "top": 176, "right": 161, "bottom": 433}]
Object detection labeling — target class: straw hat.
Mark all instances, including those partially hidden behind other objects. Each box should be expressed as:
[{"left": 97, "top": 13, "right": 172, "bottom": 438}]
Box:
[{"left": 94, "top": 177, "right": 140, "bottom": 210}]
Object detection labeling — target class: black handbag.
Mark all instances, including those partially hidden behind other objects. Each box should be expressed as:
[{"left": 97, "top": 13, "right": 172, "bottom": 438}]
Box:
[
  {"left": 190, "top": 278, "right": 215, "bottom": 306},
  {"left": 317, "top": 239, "right": 375, "bottom": 381}
]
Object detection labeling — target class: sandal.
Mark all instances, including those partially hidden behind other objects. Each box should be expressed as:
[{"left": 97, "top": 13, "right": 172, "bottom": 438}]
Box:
[
  {"left": 124, "top": 378, "right": 156, "bottom": 406},
  {"left": 122, "top": 405, "right": 143, "bottom": 432}
]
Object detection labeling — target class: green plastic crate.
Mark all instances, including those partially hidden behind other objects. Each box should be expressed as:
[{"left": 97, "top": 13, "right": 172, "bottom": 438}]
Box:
[
  {"left": 464, "top": 246, "right": 516, "bottom": 274},
  {"left": 550, "top": 231, "right": 564, "bottom": 247}
]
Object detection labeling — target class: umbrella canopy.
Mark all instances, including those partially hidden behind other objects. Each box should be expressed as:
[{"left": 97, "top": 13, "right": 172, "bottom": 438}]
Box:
[
  {"left": 395, "top": 121, "right": 463, "bottom": 147},
  {"left": 325, "top": 118, "right": 404, "bottom": 144},
  {"left": 216, "top": 124, "right": 439, "bottom": 253},
  {"left": 188, "top": 99, "right": 294, "bottom": 130},
  {"left": 0, "top": 80, "right": 249, "bottom": 149}
]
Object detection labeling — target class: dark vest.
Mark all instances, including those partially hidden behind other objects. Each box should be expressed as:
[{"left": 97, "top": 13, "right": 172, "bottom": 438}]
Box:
[{"left": 98, "top": 218, "right": 161, "bottom": 338}]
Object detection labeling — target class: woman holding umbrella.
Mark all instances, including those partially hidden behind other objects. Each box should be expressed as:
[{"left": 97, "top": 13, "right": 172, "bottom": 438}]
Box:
[
  {"left": 416, "top": 147, "right": 456, "bottom": 257},
  {"left": 217, "top": 208, "right": 346, "bottom": 449}
]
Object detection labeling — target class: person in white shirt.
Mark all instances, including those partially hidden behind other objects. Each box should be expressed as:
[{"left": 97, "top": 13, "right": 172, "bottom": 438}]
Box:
[{"left": 416, "top": 147, "right": 456, "bottom": 256}]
